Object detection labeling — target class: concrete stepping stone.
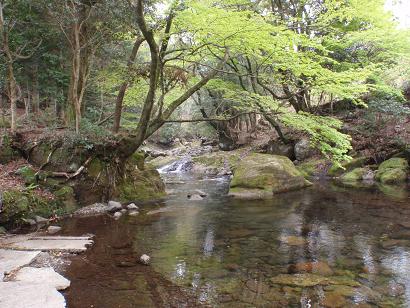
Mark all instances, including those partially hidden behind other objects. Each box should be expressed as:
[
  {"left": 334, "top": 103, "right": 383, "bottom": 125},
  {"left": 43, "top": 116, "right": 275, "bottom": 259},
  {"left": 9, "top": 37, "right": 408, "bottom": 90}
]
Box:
[
  {"left": 0, "top": 235, "right": 93, "bottom": 252},
  {"left": 0, "top": 281, "right": 66, "bottom": 308},
  {"left": 12, "top": 267, "right": 70, "bottom": 290},
  {"left": 0, "top": 249, "right": 41, "bottom": 280}
]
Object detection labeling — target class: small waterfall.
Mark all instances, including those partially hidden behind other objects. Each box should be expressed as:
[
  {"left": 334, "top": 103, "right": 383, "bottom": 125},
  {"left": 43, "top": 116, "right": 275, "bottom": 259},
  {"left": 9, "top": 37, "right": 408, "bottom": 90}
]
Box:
[{"left": 158, "top": 156, "right": 193, "bottom": 174}]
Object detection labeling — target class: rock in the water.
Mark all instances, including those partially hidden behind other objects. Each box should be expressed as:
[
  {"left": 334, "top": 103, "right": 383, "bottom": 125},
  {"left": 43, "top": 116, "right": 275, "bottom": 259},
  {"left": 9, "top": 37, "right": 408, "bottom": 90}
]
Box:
[
  {"left": 12, "top": 267, "right": 70, "bottom": 290},
  {"left": 322, "top": 292, "right": 348, "bottom": 308},
  {"left": 139, "top": 254, "right": 150, "bottom": 265},
  {"left": 113, "top": 211, "right": 122, "bottom": 220},
  {"left": 108, "top": 200, "right": 123, "bottom": 212},
  {"left": 74, "top": 203, "right": 109, "bottom": 216},
  {"left": 288, "top": 261, "right": 333, "bottom": 276},
  {"left": 280, "top": 235, "right": 306, "bottom": 246},
  {"left": 229, "top": 154, "right": 311, "bottom": 199},
  {"left": 188, "top": 194, "right": 203, "bottom": 200},
  {"left": 47, "top": 226, "right": 62, "bottom": 234},
  {"left": 270, "top": 274, "right": 329, "bottom": 287},
  {"left": 120, "top": 209, "right": 127, "bottom": 214},
  {"left": 34, "top": 215, "right": 48, "bottom": 224},
  {"left": 340, "top": 168, "right": 367, "bottom": 182},
  {"left": 375, "top": 158, "right": 408, "bottom": 184},
  {"left": 127, "top": 203, "right": 139, "bottom": 210}
]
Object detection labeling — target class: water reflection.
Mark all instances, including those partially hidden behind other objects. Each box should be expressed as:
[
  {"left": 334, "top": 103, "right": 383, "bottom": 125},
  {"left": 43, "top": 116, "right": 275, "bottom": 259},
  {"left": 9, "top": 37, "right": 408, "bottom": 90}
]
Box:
[{"left": 131, "top": 174, "right": 410, "bottom": 306}]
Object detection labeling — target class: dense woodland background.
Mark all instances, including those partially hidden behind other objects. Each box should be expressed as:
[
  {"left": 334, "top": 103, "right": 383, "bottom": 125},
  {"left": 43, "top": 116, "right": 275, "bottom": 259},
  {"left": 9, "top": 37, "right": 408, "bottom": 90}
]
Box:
[{"left": 1, "top": 0, "right": 410, "bottom": 165}]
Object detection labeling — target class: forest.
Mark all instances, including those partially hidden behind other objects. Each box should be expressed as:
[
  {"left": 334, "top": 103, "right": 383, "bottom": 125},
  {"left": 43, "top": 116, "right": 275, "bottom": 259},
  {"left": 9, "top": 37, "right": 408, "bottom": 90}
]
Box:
[{"left": 1, "top": 0, "right": 410, "bottom": 307}]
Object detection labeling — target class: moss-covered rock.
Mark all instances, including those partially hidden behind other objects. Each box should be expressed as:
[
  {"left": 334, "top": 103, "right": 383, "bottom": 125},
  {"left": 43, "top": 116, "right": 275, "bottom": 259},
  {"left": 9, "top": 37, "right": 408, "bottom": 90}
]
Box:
[
  {"left": 0, "top": 190, "right": 64, "bottom": 227},
  {"left": 377, "top": 168, "right": 407, "bottom": 184},
  {"left": 378, "top": 157, "right": 408, "bottom": 171},
  {"left": 375, "top": 158, "right": 408, "bottom": 184},
  {"left": 229, "top": 154, "right": 311, "bottom": 199},
  {"left": 340, "top": 168, "right": 367, "bottom": 182},
  {"left": 128, "top": 152, "right": 146, "bottom": 170},
  {"left": 328, "top": 157, "right": 368, "bottom": 176},
  {"left": 15, "top": 166, "right": 37, "bottom": 185},
  {"left": 116, "top": 168, "right": 166, "bottom": 202},
  {"left": 296, "top": 159, "right": 329, "bottom": 179},
  {"left": 0, "top": 134, "right": 19, "bottom": 164},
  {"left": 87, "top": 158, "right": 105, "bottom": 178},
  {"left": 54, "top": 185, "right": 77, "bottom": 212}
]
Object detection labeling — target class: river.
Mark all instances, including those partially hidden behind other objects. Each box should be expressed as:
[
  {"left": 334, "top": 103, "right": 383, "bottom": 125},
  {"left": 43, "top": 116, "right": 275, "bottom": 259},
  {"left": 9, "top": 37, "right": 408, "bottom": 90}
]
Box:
[{"left": 61, "top": 171, "right": 410, "bottom": 307}]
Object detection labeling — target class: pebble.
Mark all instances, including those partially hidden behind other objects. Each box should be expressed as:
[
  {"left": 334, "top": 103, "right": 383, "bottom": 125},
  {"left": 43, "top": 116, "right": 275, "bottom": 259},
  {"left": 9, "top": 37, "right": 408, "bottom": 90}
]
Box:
[
  {"left": 139, "top": 254, "right": 151, "bottom": 265},
  {"left": 47, "top": 226, "right": 62, "bottom": 234}
]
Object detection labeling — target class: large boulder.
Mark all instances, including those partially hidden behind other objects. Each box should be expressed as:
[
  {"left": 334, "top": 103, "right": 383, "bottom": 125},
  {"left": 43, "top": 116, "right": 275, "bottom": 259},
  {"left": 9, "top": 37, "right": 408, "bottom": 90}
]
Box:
[
  {"left": 375, "top": 158, "right": 408, "bottom": 184},
  {"left": 229, "top": 154, "right": 311, "bottom": 199}
]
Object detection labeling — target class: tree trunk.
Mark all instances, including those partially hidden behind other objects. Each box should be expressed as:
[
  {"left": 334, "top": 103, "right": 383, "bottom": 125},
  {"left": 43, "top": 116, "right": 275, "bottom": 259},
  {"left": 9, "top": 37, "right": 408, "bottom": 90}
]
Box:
[
  {"left": 112, "top": 37, "right": 145, "bottom": 133},
  {"left": 32, "top": 63, "right": 40, "bottom": 113}
]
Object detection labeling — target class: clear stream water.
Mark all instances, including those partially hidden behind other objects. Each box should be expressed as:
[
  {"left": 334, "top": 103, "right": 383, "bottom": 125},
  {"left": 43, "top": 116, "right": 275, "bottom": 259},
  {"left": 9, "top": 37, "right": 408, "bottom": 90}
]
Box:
[{"left": 62, "top": 172, "right": 410, "bottom": 307}]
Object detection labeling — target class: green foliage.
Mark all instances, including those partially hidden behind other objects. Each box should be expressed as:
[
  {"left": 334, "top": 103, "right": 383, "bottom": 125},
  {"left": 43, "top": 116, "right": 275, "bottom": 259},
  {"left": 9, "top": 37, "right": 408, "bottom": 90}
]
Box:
[{"left": 281, "top": 113, "right": 352, "bottom": 166}]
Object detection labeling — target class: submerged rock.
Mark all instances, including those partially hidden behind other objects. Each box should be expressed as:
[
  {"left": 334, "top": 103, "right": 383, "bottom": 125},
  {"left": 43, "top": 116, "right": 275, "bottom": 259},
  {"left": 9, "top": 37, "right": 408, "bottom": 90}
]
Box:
[
  {"left": 288, "top": 261, "right": 333, "bottom": 276},
  {"left": 279, "top": 235, "right": 306, "bottom": 246},
  {"left": 229, "top": 154, "right": 311, "bottom": 199},
  {"left": 270, "top": 274, "right": 329, "bottom": 287}
]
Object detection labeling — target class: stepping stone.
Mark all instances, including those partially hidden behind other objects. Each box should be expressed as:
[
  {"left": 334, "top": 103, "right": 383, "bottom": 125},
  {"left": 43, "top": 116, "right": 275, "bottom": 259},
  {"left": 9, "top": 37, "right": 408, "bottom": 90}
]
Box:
[
  {"left": 0, "top": 235, "right": 93, "bottom": 253},
  {"left": 12, "top": 267, "right": 70, "bottom": 290},
  {"left": 0, "top": 281, "right": 66, "bottom": 308},
  {"left": 0, "top": 249, "right": 41, "bottom": 280}
]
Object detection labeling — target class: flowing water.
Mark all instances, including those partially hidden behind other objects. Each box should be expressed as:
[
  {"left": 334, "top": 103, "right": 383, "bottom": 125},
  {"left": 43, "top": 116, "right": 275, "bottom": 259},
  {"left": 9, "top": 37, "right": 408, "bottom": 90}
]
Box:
[{"left": 62, "top": 171, "right": 410, "bottom": 307}]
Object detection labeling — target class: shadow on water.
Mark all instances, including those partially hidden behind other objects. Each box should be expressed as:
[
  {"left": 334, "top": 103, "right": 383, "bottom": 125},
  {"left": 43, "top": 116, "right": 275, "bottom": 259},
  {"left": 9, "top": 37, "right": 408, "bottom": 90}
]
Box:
[{"left": 63, "top": 172, "right": 410, "bottom": 307}]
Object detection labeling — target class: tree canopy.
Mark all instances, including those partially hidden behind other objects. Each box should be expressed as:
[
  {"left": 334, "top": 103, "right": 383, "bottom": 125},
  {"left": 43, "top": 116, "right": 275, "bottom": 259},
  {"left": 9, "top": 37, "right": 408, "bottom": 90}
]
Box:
[{"left": 1, "top": 0, "right": 409, "bottom": 165}]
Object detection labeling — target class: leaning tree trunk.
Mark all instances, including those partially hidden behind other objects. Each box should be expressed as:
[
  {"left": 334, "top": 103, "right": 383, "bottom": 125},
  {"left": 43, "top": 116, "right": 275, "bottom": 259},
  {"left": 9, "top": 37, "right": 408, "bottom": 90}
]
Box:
[{"left": 113, "top": 37, "right": 145, "bottom": 133}]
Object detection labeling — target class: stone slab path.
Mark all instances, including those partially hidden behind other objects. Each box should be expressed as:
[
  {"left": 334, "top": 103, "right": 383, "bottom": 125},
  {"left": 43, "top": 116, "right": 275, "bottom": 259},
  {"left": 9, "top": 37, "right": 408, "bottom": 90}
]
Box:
[
  {"left": 0, "top": 235, "right": 93, "bottom": 252},
  {"left": 0, "top": 233, "right": 94, "bottom": 308}
]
